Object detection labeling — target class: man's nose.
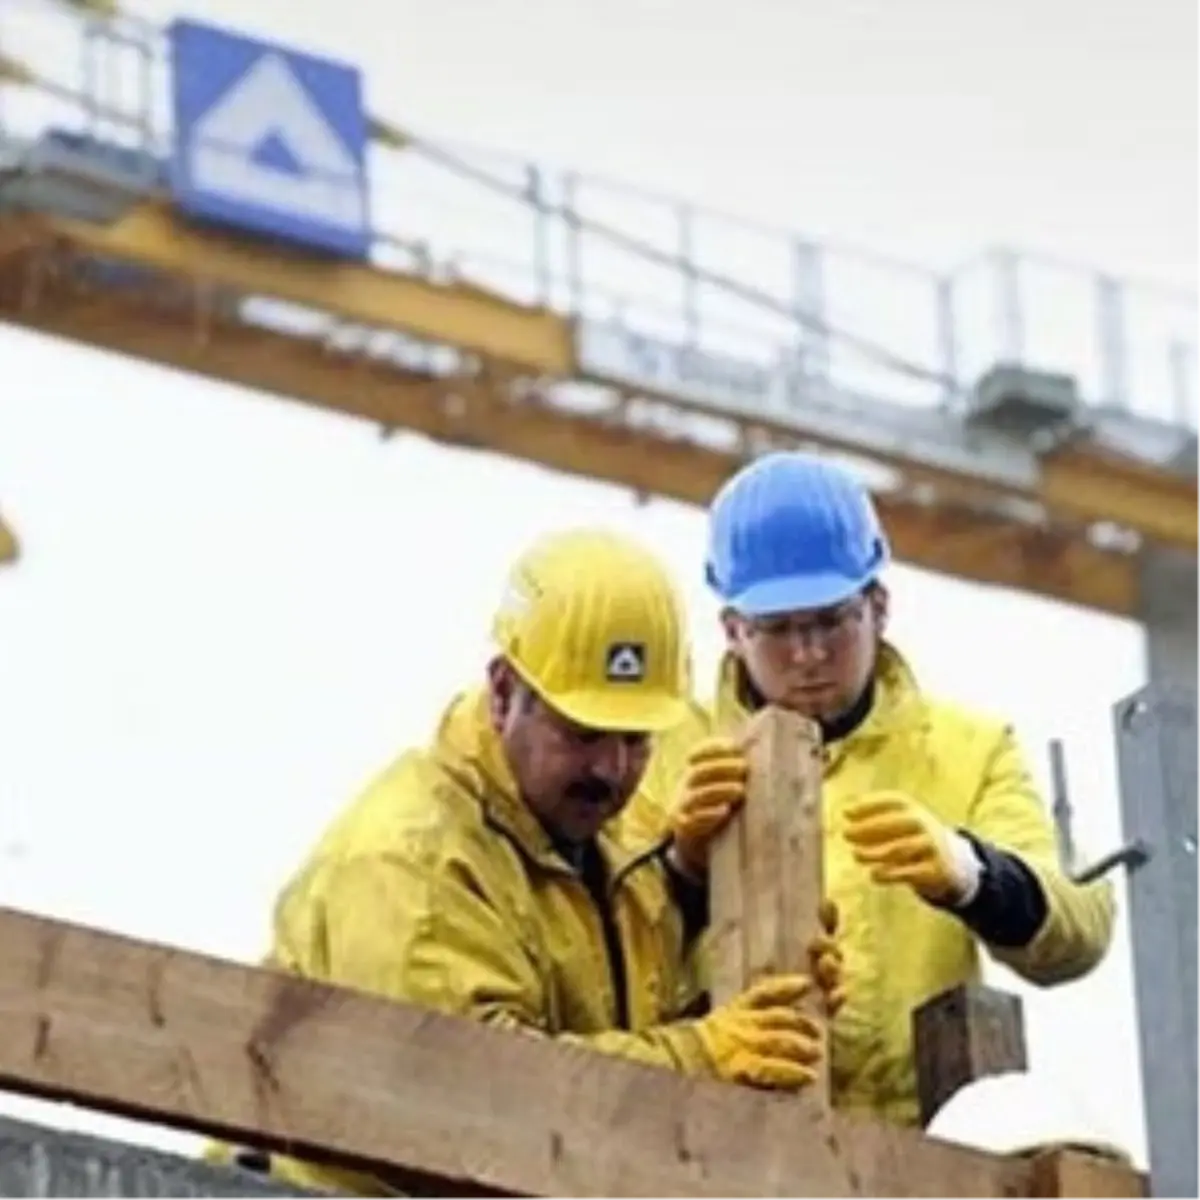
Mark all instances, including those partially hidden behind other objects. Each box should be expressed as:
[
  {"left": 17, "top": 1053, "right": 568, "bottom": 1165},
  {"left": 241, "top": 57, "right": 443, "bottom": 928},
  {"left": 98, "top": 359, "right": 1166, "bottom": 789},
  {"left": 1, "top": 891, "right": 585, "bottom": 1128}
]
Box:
[
  {"left": 591, "top": 736, "right": 631, "bottom": 784},
  {"left": 786, "top": 629, "right": 832, "bottom": 665}
]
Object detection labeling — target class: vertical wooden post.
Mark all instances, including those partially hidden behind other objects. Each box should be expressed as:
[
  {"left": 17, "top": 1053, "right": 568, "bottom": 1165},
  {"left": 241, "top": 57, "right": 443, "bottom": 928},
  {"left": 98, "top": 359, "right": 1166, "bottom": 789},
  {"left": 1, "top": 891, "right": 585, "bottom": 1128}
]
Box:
[
  {"left": 913, "top": 983, "right": 1029, "bottom": 1127},
  {"left": 709, "top": 706, "right": 827, "bottom": 1104}
]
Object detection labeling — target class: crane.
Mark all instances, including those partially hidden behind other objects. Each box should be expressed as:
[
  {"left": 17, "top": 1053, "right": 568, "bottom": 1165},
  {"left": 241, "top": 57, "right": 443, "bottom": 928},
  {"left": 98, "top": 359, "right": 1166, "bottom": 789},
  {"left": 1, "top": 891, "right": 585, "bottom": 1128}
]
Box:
[{"left": 0, "top": 0, "right": 1195, "bottom": 635}]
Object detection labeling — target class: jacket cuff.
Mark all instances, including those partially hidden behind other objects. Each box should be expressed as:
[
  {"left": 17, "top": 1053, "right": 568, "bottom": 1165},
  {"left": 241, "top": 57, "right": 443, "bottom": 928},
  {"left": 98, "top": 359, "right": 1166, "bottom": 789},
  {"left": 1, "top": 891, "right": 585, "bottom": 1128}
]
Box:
[
  {"left": 659, "top": 843, "right": 710, "bottom": 945},
  {"left": 950, "top": 832, "right": 1049, "bottom": 948},
  {"left": 663, "top": 1021, "right": 719, "bottom": 1077}
]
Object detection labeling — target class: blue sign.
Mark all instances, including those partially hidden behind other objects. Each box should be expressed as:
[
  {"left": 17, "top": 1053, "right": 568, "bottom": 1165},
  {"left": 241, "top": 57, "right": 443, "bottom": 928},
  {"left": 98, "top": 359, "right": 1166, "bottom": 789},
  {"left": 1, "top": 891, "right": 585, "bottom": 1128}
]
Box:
[{"left": 167, "top": 18, "right": 371, "bottom": 258}]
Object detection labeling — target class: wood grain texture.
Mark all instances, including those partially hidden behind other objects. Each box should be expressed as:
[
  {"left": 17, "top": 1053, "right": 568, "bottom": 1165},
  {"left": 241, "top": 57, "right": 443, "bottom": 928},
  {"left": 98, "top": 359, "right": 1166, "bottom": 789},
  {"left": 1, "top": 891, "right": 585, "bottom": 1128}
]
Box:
[
  {"left": 913, "top": 984, "right": 1029, "bottom": 1127},
  {"left": 710, "top": 707, "right": 828, "bottom": 1104},
  {"left": 1028, "top": 1148, "right": 1148, "bottom": 1197}
]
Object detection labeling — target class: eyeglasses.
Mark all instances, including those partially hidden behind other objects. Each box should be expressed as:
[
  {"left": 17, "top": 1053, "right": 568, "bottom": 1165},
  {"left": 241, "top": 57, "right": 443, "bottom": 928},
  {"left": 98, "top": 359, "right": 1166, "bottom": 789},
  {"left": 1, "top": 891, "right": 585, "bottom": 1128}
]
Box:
[{"left": 742, "top": 594, "right": 869, "bottom": 653}]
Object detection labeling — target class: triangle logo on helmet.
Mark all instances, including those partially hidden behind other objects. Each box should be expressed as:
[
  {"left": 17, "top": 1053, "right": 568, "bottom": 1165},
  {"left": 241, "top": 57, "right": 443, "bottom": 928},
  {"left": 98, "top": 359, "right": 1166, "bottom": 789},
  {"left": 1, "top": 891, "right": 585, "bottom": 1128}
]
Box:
[{"left": 605, "top": 642, "right": 646, "bottom": 683}]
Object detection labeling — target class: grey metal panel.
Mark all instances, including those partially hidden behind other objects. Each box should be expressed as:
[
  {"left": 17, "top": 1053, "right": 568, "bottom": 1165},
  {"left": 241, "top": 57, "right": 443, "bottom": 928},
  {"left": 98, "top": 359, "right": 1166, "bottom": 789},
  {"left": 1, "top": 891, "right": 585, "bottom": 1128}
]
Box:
[
  {"left": 1113, "top": 684, "right": 1198, "bottom": 1198},
  {"left": 0, "top": 130, "right": 157, "bottom": 224},
  {"left": 0, "top": 1116, "right": 309, "bottom": 1198},
  {"left": 1139, "top": 546, "right": 1198, "bottom": 691}
]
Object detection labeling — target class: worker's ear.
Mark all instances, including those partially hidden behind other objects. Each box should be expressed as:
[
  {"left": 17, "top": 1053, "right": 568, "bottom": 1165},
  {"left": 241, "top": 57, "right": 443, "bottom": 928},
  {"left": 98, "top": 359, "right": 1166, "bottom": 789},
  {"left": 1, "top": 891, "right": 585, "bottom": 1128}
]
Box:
[
  {"left": 720, "top": 607, "right": 744, "bottom": 654},
  {"left": 486, "top": 656, "right": 517, "bottom": 731},
  {"left": 868, "top": 583, "right": 890, "bottom": 636}
]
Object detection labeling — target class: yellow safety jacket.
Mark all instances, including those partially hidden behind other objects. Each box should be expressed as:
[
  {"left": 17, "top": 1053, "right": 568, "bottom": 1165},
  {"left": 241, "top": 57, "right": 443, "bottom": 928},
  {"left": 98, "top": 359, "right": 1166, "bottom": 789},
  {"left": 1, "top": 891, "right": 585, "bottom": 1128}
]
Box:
[
  {"left": 222, "top": 687, "right": 710, "bottom": 1194},
  {"left": 637, "top": 641, "right": 1116, "bottom": 1127}
]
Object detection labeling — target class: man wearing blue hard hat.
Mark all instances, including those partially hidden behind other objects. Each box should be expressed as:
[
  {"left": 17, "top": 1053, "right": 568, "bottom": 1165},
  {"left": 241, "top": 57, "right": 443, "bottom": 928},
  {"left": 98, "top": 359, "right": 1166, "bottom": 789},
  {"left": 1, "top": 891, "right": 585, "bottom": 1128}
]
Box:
[{"left": 646, "top": 450, "right": 1115, "bottom": 1128}]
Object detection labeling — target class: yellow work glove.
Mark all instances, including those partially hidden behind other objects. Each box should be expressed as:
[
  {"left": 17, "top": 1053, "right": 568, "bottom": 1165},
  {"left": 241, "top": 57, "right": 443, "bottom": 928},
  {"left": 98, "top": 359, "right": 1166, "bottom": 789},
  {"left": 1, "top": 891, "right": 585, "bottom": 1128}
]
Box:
[
  {"left": 668, "top": 736, "right": 747, "bottom": 879},
  {"left": 842, "top": 790, "right": 982, "bottom": 906},
  {"left": 810, "top": 899, "right": 847, "bottom": 1017},
  {"left": 668, "top": 739, "right": 847, "bottom": 1014},
  {"left": 694, "top": 974, "right": 824, "bottom": 1090}
]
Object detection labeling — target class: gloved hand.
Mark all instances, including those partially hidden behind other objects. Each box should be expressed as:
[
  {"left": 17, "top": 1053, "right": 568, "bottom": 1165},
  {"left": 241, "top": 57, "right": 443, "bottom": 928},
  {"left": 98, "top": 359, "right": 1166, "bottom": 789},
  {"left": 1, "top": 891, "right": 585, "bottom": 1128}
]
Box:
[
  {"left": 810, "top": 899, "right": 847, "bottom": 1017},
  {"left": 694, "top": 974, "right": 824, "bottom": 1090},
  {"left": 668, "top": 737, "right": 747, "bottom": 879},
  {"left": 842, "top": 790, "right": 981, "bottom": 906}
]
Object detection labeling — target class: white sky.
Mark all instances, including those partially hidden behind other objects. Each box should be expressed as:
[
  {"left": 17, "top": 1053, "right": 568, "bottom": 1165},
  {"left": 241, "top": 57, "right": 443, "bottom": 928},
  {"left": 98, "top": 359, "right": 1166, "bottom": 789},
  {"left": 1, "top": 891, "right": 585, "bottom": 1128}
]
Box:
[{"left": 0, "top": 0, "right": 1195, "bottom": 1172}]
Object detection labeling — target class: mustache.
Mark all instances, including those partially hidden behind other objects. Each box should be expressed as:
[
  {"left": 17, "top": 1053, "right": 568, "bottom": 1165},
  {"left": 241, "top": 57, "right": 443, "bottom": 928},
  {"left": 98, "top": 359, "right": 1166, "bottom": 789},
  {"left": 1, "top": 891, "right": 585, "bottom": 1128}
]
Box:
[{"left": 565, "top": 778, "right": 616, "bottom": 806}]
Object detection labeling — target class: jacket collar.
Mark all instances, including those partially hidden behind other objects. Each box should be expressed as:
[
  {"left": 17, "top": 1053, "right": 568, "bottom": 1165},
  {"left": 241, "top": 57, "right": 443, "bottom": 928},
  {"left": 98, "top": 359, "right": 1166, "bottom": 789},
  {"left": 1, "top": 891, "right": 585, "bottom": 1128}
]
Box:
[
  {"left": 429, "top": 687, "right": 653, "bottom": 877},
  {"left": 710, "top": 639, "right": 931, "bottom": 766}
]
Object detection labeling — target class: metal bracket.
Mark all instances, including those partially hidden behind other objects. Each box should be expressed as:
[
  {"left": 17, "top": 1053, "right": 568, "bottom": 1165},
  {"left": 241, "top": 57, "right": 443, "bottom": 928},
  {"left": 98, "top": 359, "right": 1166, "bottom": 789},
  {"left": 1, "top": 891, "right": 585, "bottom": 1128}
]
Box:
[
  {"left": 1049, "top": 737, "right": 1153, "bottom": 885},
  {"left": 1072, "top": 838, "right": 1151, "bottom": 885}
]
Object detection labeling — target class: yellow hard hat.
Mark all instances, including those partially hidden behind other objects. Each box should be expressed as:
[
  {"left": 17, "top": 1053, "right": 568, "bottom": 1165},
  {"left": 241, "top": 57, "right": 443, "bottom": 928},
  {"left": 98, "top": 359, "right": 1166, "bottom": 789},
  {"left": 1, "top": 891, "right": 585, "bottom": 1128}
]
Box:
[{"left": 492, "top": 528, "right": 689, "bottom": 733}]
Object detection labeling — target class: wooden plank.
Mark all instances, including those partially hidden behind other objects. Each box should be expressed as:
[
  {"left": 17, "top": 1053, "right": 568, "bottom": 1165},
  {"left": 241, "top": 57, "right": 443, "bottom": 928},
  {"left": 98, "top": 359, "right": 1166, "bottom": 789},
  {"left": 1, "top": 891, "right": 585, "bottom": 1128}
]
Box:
[
  {"left": 0, "top": 904, "right": 1047, "bottom": 1197},
  {"left": 1027, "top": 1148, "right": 1147, "bottom": 1197},
  {"left": 913, "top": 984, "right": 1029, "bottom": 1127},
  {"left": 710, "top": 707, "right": 828, "bottom": 1104},
  {"left": 706, "top": 796, "right": 747, "bottom": 1006}
]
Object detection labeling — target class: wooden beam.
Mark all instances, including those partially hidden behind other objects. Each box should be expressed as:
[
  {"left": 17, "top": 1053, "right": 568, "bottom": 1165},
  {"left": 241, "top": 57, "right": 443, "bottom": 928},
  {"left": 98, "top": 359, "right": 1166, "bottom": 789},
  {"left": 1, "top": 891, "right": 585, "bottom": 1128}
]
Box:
[
  {"left": 1028, "top": 1148, "right": 1147, "bottom": 1197},
  {"left": 49, "top": 204, "right": 577, "bottom": 377},
  {"left": 0, "top": 903, "right": 1071, "bottom": 1198},
  {"left": 913, "top": 984, "right": 1029, "bottom": 1127},
  {"left": 1043, "top": 445, "right": 1196, "bottom": 554},
  {"left": 709, "top": 708, "right": 828, "bottom": 1102}
]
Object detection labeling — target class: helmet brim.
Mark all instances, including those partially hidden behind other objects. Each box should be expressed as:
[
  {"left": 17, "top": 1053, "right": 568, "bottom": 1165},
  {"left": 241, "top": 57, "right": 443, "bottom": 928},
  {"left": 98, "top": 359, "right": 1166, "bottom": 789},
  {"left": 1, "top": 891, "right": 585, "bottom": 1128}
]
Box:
[
  {"left": 544, "top": 687, "right": 690, "bottom": 734},
  {"left": 726, "top": 569, "right": 874, "bottom": 616}
]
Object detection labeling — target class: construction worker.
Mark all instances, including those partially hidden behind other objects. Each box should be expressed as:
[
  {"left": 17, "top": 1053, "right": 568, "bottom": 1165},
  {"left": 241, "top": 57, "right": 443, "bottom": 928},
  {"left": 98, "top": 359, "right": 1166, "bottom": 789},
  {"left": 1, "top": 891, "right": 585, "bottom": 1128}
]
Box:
[
  {"left": 641, "top": 451, "right": 1116, "bottom": 1129},
  {"left": 217, "top": 528, "right": 842, "bottom": 1195}
]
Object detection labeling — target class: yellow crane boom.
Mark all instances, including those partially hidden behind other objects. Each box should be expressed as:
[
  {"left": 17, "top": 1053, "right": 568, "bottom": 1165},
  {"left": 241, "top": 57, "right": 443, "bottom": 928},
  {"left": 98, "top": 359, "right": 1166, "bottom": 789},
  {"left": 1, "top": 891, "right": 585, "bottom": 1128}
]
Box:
[
  {"left": 0, "top": 0, "right": 1194, "bottom": 620},
  {"left": 0, "top": 192, "right": 1190, "bottom": 615}
]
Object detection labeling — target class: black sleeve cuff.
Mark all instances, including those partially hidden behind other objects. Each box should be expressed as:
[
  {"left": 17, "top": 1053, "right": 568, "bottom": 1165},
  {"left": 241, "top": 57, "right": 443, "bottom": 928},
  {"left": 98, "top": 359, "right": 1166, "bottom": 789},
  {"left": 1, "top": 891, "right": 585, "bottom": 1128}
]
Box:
[
  {"left": 659, "top": 844, "right": 710, "bottom": 946},
  {"left": 953, "top": 831, "right": 1049, "bottom": 948}
]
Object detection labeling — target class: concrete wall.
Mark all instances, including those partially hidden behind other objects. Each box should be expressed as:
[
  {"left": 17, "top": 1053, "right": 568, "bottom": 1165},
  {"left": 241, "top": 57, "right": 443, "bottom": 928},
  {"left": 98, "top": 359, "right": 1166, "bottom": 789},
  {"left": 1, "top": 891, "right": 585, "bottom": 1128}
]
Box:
[{"left": 0, "top": 1116, "right": 304, "bottom": 1197}]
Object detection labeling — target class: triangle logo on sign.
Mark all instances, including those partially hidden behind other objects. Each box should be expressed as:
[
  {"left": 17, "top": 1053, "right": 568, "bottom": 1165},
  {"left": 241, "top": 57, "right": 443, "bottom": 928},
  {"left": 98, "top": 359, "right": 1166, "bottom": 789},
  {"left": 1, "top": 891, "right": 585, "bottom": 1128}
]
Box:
[
  {"left": 249, "top": 129, "right": 306, "bottom": 176},
  {"left": 193, "top": 52, "right": 360, "bottom": 177},
  {"left": 605, "top": 642, "right": 646, "bottom": 683},
  {"left": 184, "top": 48, "right": 367, "bottom": 237}
]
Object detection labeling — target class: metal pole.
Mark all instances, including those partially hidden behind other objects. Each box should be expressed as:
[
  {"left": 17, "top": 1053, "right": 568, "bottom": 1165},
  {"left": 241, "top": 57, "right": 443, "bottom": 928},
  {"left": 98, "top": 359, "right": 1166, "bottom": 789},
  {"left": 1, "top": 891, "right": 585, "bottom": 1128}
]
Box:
[
  {"left": 993, "top": 249, "right": 1024, "bottom": 364},
  {"left": 525, "top": 165, "right": 549, "bottom": 307},
  {"left": 80, "top": 18, "right": 99, "bottom": 138},
  {"left": 1047, "top": 738, "right": 1076, "bottom": 874},
  {"left": 1168, "top": 339, "right": 1196, "bottom": 428},
  {"left": 1112, "top": 682, "right": 1198, "bottom": 1198},
  {"left": 678, "top": 203, "right": 699, "bottom": 347},
  {"left": 792, "top": 239, "right": 828, "bottom": 382},
  {"left": 561, "top": 171, "right": 582, "bottom": 316},
  {"left": 936, "top": 275, "right": 958, "bottom": 408},
  {"left": 1095, "top": 273, "right": 1129, "bottom": 410}
]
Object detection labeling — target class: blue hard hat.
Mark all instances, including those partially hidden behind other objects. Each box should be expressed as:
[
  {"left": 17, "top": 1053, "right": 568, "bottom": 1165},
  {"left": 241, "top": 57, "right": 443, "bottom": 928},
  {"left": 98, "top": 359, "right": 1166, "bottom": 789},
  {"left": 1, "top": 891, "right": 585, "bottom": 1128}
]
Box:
[{"left": 705, "top": 451, "right": 891, "bottom": 615}]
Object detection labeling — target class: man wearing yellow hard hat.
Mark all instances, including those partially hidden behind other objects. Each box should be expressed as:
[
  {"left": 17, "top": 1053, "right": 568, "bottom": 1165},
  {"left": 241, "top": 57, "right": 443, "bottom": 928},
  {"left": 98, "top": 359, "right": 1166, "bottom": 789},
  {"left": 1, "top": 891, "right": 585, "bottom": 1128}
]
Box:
[
  {"left": 643, "top": 452, "right": 1115, "bottom": 1129},
  {"left": 227, "top": 528, "right": 842, "bottom": 1195}
]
